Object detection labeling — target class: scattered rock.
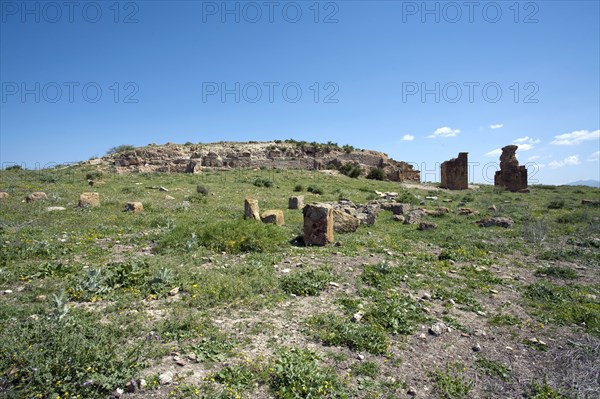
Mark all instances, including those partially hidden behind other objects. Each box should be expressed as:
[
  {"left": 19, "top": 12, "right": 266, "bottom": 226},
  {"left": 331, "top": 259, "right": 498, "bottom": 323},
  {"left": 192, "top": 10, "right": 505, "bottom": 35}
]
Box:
[
  {"left": 46, "top": 206, "right": 66, "bottom": 212},
  {"left": 165, "top": 195, "right": 176, "bottom": 200},
  {"left": 472, "top": 343, "right": 481, "bottom": 352},
  {"left": 333, "top": 209, "right": 360, "bottom": 233},
  {"left": 124, "top": 202, "right": 144, "bottom": 213},
  {"left": 79, "top": 192, "right": 100, "bottom": 207},
  {"left": 381, "top": 202, "right": 413, "bottom": 215},
  {"left": 303, "top": 203, "right": 334, "bottom": 246},
  {"left": 26, "top": 192, "right": 48, "bottom": 202},
  {"left": 421, "top": 292, "right": 431, "bottom": 300},
  {"left": 429, "top": 322, "right": 447, "bottom": 337},
  {"left": 352, "top": 311, "right": 364, "bottom": 322},
  {"left": 159, "top": 371, "right": 173, "bottom": 385},
  {"left": 0, "top": 192, "right": 8, "bottom": 199},
  {"left": 288, "top": 196, "right": 304, "bottom": 210},
  {"left": 261, "top": 210, "right": 285, "bottom": 226},
  {"left": 404, "top": 209, "right": 426, "bottom": 225},
  {"left": 392, "top": 214, "right": 405, "bottom": 222},
  {"left": 418, "top": 222, "right": 437, "bottom": 231},
  {"left": 476, "top": 217, "right": 514, "bottom": 228},
  {"left": 488, "top": 204, "right": 497, "bottom": 212},
  {"left": 458, "top": 208, "right": 474, "bottom": 215},
  {"left": 407, "top": 386, "right": 417, "bottom": 396},
  {"left": 425, "top": 196, "right": 438, "bottom": 200},
  {"left": 159, "top": 186, "right": 169, "bottom": 192},
  {"left": 168, "top": 287, "right": 180, "bottom": 296},
  {"left": 582, "top": 199, "right": 600, "bottom": 207},
  {"left": 244, "top": 198, "right": 260, "bottom": 220}
]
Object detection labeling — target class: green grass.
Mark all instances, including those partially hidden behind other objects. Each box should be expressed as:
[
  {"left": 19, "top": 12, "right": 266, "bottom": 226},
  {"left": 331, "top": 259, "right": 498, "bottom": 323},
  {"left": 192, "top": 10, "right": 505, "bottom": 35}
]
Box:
[
  {"left": 431, "top": 362, "right": 474, "bottom": 399},
  {"left": 0, "top": 165, "right": 598, "bottom": 398}
]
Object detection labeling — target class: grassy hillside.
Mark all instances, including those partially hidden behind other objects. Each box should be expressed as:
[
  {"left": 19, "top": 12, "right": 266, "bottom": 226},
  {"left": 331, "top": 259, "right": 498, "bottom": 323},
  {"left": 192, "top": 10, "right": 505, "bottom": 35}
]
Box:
[{"left": 0, "top": 165, "right": 598, "bottom": 399}]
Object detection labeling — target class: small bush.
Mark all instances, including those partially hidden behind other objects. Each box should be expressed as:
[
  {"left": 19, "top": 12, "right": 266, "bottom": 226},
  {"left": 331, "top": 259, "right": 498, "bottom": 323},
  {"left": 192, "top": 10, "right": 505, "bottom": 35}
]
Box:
[
  {"left": 106, "top": 144, "right": 135, "bottom": 155},
  {"left": 366, "top": 168, "right": 385, "bottom": 181},
  {"left": 431, "top": 362, "right": 474, "bottom": 399},
  {"left": 270, "top": 348, "right": 347, "bottom": 399},
  {"left": 86, "top": 171, "right": 103, "bottom": 180},
  {"left": 293, "top": 184, "right": 304, "bottom": 192},
  {"left": 281, "top": 268, "right": 331, "bottom": 296},
  {"left": 196, "top": 185, "right": 209, "bottom": 195},
  {"left": 339, "top": 162, "right": 362, "bottom": 178},
  {"left": 307, "top": 185, "right": 324, "bottom": 195},
  {"left": 342, "top": 144, "right": 355, "bottom": 153},
  {"left": 254, "top": 178, "right": 273, "bottom": 188},
  {"left": 5, "top": 165, "right": 22, "bottom": 171}
]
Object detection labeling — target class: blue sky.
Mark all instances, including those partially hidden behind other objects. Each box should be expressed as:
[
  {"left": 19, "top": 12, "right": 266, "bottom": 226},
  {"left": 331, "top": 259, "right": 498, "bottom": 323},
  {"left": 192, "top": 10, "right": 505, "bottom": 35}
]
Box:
[{"left": 1, "top": 0, "right": 599, "bottom": 185}]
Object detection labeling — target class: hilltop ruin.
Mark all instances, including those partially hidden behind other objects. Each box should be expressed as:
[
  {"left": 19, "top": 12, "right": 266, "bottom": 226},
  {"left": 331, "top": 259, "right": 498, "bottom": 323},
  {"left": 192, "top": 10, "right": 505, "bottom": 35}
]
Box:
[{"left": 103, "top": 141, "right": 421, "bottom": 182}]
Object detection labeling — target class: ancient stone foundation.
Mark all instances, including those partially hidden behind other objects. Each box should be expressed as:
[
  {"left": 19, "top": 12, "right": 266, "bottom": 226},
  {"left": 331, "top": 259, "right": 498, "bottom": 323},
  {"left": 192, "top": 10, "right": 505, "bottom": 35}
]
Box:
[
  {"left": 494, "top": 145, "right": 527, "bottom": 192},
  {"left": 440, "top": 152, "right": 468, "bottom": 190}
]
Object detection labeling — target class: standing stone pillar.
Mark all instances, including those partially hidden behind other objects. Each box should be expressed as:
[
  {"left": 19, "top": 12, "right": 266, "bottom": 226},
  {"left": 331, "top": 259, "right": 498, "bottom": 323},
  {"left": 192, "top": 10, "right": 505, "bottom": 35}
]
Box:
[{"left": 303, "top": 203, "right": 334, "bottom": 246}]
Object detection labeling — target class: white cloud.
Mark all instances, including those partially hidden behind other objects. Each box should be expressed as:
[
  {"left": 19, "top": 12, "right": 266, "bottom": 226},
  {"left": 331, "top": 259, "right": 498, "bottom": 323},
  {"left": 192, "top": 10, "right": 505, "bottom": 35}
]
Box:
[
  {"left": 527, "top": 155, "right": 541, "bottom": 161},
  {"left": 490, "top": 124, "right": 503, "bottom": 129},
  {"left": 428, "top": 126, "right": 460, "bottom": 138},
  {"left": 516, "top": 143, "right": 533, "bottom": 151},
  {"left": 551, "top": 129, "right": 600, "bottom": 145},
  {"left": 548, "top": 155, "right": 580, "bottom": 169},
  {"left": 588, "top": 151, "right": 600, "bottom": 162},
  {"left": 514, "top": 136, "right": 541, "bottom": 144},
  {"left": 485, "top": 148, "right": 502, "bottom": 157},
  {"left": 401, "top": 134, "right": 415, "bottom": 142}
]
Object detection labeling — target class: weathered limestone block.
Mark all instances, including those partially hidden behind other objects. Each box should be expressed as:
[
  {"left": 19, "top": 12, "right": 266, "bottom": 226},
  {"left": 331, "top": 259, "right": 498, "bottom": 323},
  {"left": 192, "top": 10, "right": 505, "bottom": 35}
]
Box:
[
  {"left": 79, "top": 192, "right": 100, "bottom": 207},
  {"left": 26, "top": 192, "right": 48, "bottom": 202},
  {"left": 244, "top": 198, "right": 260, "bottom": 220},
  {"left": 0, "top": 192, "right": 8, "bottom": 199},
  {"left": 333, "top": 209, "right": 360, "bottom": 233},
  {"left": 261, "top": 210, "right": 285, "bottom": 226},
  {"left": 186, "top": 160, "right": 202, "bottom": 174},
  {"left": 494, "top": 145, "right": 527, "bottom": 192},
  {"left": 303, "top": 203, "right": 334, "bottom": 246},
  {"left": 125, "top": 202, "right": 144, "bottom": 213},
  {"left": 440, "top": 152, "right": 468, "bottom": 190},
  {"left": 288, "top": 196, "right": 304, "bottom": 210}
]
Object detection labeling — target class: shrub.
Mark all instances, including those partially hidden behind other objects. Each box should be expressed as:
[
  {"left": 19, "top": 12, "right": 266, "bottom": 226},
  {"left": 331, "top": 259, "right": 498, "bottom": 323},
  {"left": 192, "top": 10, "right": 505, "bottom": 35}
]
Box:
[
  {"left": 431, "top": 362, "right": 474, "bottom": 399},
  {"left": 293, "top": 184, "right": 304, "bottom": 192},
  {"left": 5, "top": 165, "right": 22, "bottom": 171},
  {"left": 281, "top": 268, "right": 331, "bottom": 296},
  {"left": 307, "top": 185, "right": 324, "bottom": 195},
  {"left": 339, "top": 162, "right": 362, "bottom": 178},
  {"left": 342, "top": 144, "right": 355, "bottom": 153},
  {"left": 196, "top": 185, "right": 209, "bottom": 195},
  {"left": 366, "top": 168, "right": 385, "bottom": 180},
  {"left": 106, "top": 144, "right": 135, "bottom": 155},
  {"left": 270, "top": 348, "right": 348, "bottom": 399},
  {"left": 254, "top": 178, "right": 273, "bottom": 188},
  {"left": 86, "top": 171, "right": 103, "bottom": 180},
  {"left": 158, "top": 219, "right": 288, "bottom": 254}
]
